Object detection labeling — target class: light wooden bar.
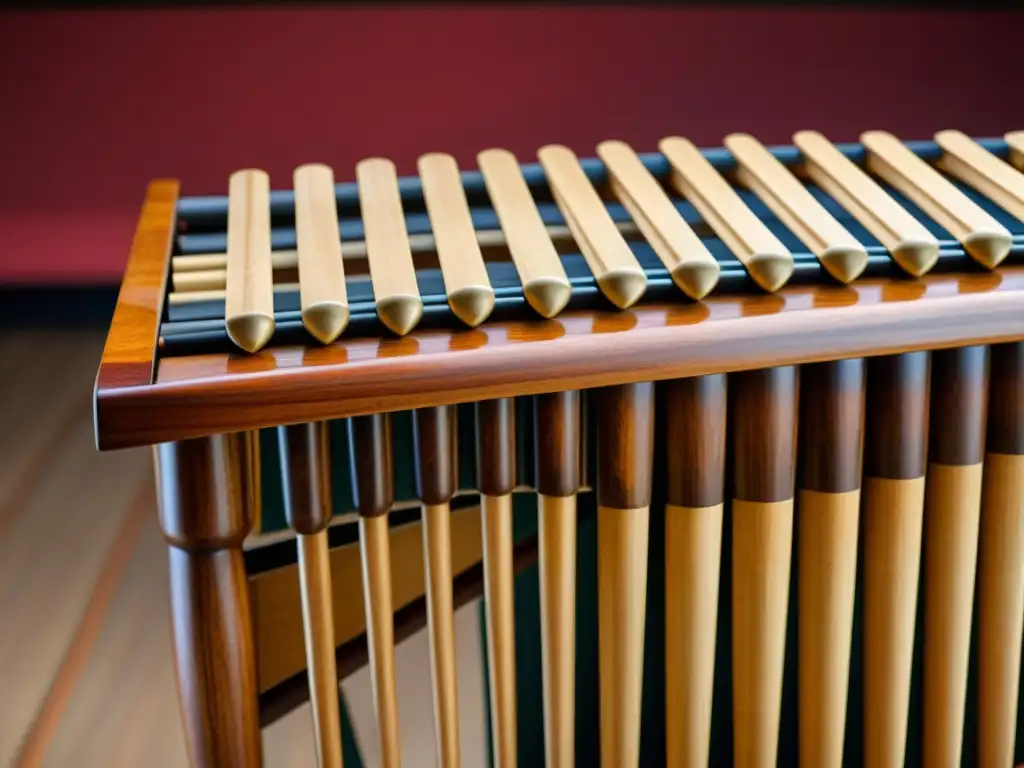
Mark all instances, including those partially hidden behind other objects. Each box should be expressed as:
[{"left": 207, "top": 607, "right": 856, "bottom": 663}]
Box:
[
  {"left": 538, "top": 144, "right": 647, "bottom": 308},
  {"left": 862, "top": 130, "right": 1012, "bottom": 268},
  {"left": 419, "top": 153, "right": 495, "bottom": 327},
  {"left": 1006, "top": 131, "right": 1024, "bottom": 170},
  {"left": 294, "top": 163, "right": 349, "bottom": 344},
  {"left": 225, "top": 168, "right": 275, "bottom": 352},
  {"left": 661, "top": 136, "right": 794, "bottom": 292},
  {"left": 935, "top": 130, "right": 1024, "bottom": 223},
  {"left": 794, "top": 130, "right": 940, "bottom": 277},
  {"left": 356, "top": 158, "right": 423, "bottom": 335},
  {"left": 597, "top": 139, "right": 720, "bottom": 299},
  {"left": 478, "top": 148, "right": 572, "bottom": 318},
  {"left": 169, "top": 222, "right": 637, "bottom": 275},
  {"left": 727, "top": 133, "right": 867, "bottom": 284}
]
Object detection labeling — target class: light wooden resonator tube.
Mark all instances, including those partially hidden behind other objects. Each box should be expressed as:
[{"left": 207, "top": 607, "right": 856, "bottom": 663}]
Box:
[
  {"left": 663, "top": 375, "right": 727, "bottom": 768},
  {"left": 534, "top": 390, "right": 582, "bottom": 768},
  {"left": 475, "top": 399, "right": 518, "bottom": 768},
  {"left": 596, "top": 382, "right": 656, "bottom": 767},
  {"left": 862, "top": 352, "right": 930, "bottom": 768},
  {"left": 413, "top": 405, "right": 463, "bottom": 768},
  {"left": 797, "top": 360, "right": 865, "bottom": 767},
  {"left": 923, "top": 346, "right": 989, "bottom": 767},
  {"left": 347, "top": 414, "right": 401, "bottom": 768},
  {"left": 977, "top": 342, "right": 1024, "bottom": 767},
  {"left": 731, "top": 366, "right": 799, "bottom": 768},
  {"left": 278, "top": 422, "right": 343, "bottom": 768}
]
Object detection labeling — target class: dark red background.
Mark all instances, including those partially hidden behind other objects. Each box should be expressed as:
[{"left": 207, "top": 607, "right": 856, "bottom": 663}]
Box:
[{"left": 1, "top": 7, "right": 1020, "bottom": 283}]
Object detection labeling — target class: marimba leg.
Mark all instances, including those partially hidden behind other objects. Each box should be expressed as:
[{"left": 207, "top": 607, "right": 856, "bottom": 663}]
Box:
[{"left": 155, "top": 433, "right": 262, "bottom": 768}]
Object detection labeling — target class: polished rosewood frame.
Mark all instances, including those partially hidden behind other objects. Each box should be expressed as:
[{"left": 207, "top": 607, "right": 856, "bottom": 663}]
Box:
[
  {"left": 96, "top": 181, "right": 1024, "bottom": 452},
  {"left": 94, "top": 180, "right": 1024, "bottom": 767}
]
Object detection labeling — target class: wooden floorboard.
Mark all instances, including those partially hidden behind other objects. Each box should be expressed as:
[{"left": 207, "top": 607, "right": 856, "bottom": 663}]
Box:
[
  {"left": 41, "top": 500, "right": 186, "bottom": 767},
  {"left": 2, "top": 328, "right": 487, "bottom": 765},
  {"left": 0, "top": 415, "right": 149, "bottom": 761}
]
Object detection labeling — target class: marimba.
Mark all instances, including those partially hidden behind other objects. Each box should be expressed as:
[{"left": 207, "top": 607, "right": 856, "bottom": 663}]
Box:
[{"left": 94, "top": 129, "right": 1024, "bottom": 767}]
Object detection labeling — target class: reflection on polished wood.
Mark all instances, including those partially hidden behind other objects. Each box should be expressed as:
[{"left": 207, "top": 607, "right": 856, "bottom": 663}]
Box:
[{"left": 97, "top": 269, "right": 1024, "bottom": 450}]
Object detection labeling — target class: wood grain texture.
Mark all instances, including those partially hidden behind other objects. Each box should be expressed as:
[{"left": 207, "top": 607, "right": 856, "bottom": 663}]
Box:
[
  {"left": 296, "top": 531, "right": 343, "bottom": 768},
  {"left": 987, "top": 341, "right": 1024, "bottom": 455},
  {"left": 795, "top": 359, "right": 864, "bottom": 766},
  {"left": 595, "top": 382, "right": 655, "bottom": 510},
  {"left": 154, "top": 435, "right": 261, "bottom": 767},
  {"left": 419, "top": 153, "right": 494, "bottom": 328},
  {"left": 862, "top": 354, "right": 929, "bottom": 767},
  {"left": 477, "top": 148, "right": 571, "bottom": 319},
  {"left": 167, "top": 547, "right": 260, "bottom": 766},
  {"left": 356, "top": 158, "right": 423, "bottom": 336},
  {"left": 294, "top": 163, "right": 348, "bottom": 345},
  {"left": 347, "top": 413, "right": 394, "bottom": 518},
  {"left": 1007, "top": 131, "right": 1024, "bottom": 170},
  {"left": 863, "top": 131, "right": 1012, "bottom": 268},
  {"left": 977, "top": 342, "right": 1024, "bottom": 766},
  {"left": 922, "top": 463, "right": 984, "bottom": 768},
  {"left": 538, "top": 494, "right": 576, "bottom": 768},
  {"left": 534, "top": 391, "right": 581, "bottom": 498},
  {"left": 422, "top": 503, "right": 462, "bottom": 768},
  {"left": 359, "top": 514, "right": 401, "bottom": 768},
  {"left": 797, "top": 489, "right": 860, "bottom": 768},
  {"left": 95, "top": 179, "right": 178, "bottom": 392},
  {"left": 661, "top": 136, "right": 793, "bottom": 292},
  {"left": 936, "top": 130, "right": 1024, "bottom": 225},
  {"left": 862, "top": 476, "right": 925, "bottom": 768},
  {"left": 278, "top": 422, "right": 332, "bottom": 534},
  {"left": 279, "top": 421, "right": 341, "bottom": 766},
  {"left": 921, "top": 347, "right": 989, "bottom": 766},
  {"left": 929, "top": 345, "right": 989, "bottom": 466},
  {"left": 538, "top": 144, "right": 646, "bottom": 309},
  {"left": 597, "top": 139, "right": 719, "bottom": 299},
  {"left": 476, "top": 399, "right": 515, "bottom": 496},
  {"left": 732, "top": 499, "right": 794, "bottom": 768},
  {"left": 481, "top": 494, "right": 517, "bottom": 768},
  {"left": 664, "top": 374, "right": 727, "bottom": 508},
  {"left": 864, "top": 352, "right": 931, "bottom": 479},
  {"left": 727, "top": 133, "right": 867, "bottom": 284},
  {"left": 597, "top": 505, "right": 650, "bottom": 768},
  {"left": 225, "top": 169, "right": 275, "bottom": 353},
  {"left": 798, "top": 359, "right": 865, "bottom": 493},
  {"left": 794, "top": 130, "right": 939, "bottom": 277},
  {"left": 664, "top": 502, "right": 723, "bottom": 768},
  {"left": 99, "top": 270, "right": 1024, "bottom": 450},
  {"left": 732, "top": 366, "right": 799, "bottom": 503},
  {"left": 977, "top": 453, "right": 1024, "bottom": 767},
  {"left": 414, "top": 406, "right": 459, "bottom": 506}
]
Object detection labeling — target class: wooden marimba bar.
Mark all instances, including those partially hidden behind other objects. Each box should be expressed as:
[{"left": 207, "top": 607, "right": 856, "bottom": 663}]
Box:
[{"left": 95, "top": 129, "right": 1024, "bottom": 767}]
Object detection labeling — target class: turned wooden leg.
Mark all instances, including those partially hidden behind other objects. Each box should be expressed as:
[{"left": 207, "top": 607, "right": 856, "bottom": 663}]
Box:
[{"left": 155, "top": 432, "right": 262, "bottom": 768}]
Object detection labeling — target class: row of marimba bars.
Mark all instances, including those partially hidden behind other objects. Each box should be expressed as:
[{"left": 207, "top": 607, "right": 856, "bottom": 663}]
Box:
[
  {"left": 169, "top": 129, "right": 1024, "bottom": 353},
  {"left": 274, "top": 345, "right": 1023, "bottom": 768}
]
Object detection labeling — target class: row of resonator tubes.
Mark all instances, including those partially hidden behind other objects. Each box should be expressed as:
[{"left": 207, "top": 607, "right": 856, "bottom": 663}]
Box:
[{"left": 196, "top": 129, "right": 1024, "bottom": 353}]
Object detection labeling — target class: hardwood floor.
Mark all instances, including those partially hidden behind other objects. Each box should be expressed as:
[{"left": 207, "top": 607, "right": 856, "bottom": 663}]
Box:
[{"left": 0, "top": 328, "right": 487, "bottom": 767}]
